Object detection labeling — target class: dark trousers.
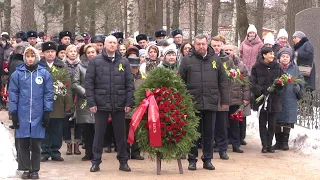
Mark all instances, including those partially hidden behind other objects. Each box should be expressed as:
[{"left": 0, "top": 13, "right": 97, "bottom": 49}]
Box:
[
  {"left": 63, "top": 117, "right": 82, "bottom": 144},
  {"left": 259, "top": 112, "right": 276, "bottom": 147},
  {"left": 104, "top": 121, "right": 115, "bottom": 147},
  {"left": 240, "top": 117, "right": 247, "bottom": 140},
  {"left": 92, "top": 111, "right": 128, "bottom": 165},
  {"left": 215, "top": 111, "right": 228, "bottom": 153},
  {"left": 41, "top": 118, "right": 63, "bottom": 158},
  {"left": 82, "top": 123, "right": 95, "bottom": 156},
  {"left": 188, "top": 111, "right": 216, "bottom": 162},
  {"left": 228, "top": 106, "right": 241, "bottom": 148},
  {"left": 125, "top": 119, "right": 140, "bottom": 157},
  {"left": 17, "top": 138, "right": 41, "bottom": 172}
]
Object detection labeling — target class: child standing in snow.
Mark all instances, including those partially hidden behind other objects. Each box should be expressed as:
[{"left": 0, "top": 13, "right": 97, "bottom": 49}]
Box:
[{"left": 9, "top": 47, "right": 54, "bottom": 179}]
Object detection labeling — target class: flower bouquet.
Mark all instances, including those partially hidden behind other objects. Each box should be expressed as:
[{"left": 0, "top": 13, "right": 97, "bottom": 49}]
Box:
[
  {"left": 255, "top": 74, "right": 303, "bottom": 103},
  {"left": 0, "top": 86, "right": 8, "bottom": 103},
  {"left": 230, "top": 105, "right": 243, "bottom": 121},
  {"left": 223, "top": 62, "right": 249, "bottom": 85},
  {"left": 51, "top": 66, "right": 70, "bottom": 100},
  {"left": 128, "top": 68, "right": 200, "bottom": 161}
]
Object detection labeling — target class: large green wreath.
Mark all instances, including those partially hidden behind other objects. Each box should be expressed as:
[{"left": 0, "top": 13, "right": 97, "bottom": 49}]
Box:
[{"left": 134, "top": 68, "right": 200, "bottom": 160}]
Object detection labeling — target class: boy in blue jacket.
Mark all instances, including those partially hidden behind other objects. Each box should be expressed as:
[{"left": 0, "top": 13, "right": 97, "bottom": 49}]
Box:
[{"left": 9, "top": 47, "right": 54, "bottom": 179}]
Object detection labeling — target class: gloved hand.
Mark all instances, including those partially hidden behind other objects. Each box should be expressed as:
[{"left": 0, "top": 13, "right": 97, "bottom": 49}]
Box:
[
  {"left": 11, "top": 113, "right": 19, "bottom": 129},
  {"left": 274, "top": 79, "right": 284, "bottom": 91},
  {"left": 42, "top": 112, "right": 50, "bottom": 128},
  {"left": 293, "top": 84, "right": 301, "bottom": 94},
  {"left": 65, "top": 110, "right": 73, "bottom": 117}
]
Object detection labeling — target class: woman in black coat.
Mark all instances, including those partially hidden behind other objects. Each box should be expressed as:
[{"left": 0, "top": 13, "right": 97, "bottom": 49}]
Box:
[
  {"left": 251, "top": 46, "right": 284, "bottom": 153},
  {"left": 292, "top": 31, "right": 315, "bottom": 91}
]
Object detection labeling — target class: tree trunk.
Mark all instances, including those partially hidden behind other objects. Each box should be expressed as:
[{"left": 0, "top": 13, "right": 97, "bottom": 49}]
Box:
[
  {"left": 78, "top": 0, "right": 86, "bottom": 33},
  {"left": 138, "top": 0, "right": 146, "bottom": 33},
  {"left": 43, "top": 0, "right": 48, "bottom": 35},
  {"left": 211, "top": 0, "right": 220, "bottom": 37},
  {"left": 286, "top": 0, "right": 312, "bottom": 45},
  {"left": 3, "top": 0, "right": 11, "bottom": 34},
  {"left": 124, "top": 0, "right": 128, "bottom": 38},
  {"left": 127, "top": 0, "right": 135, "bottom": 37},
  {"left": 232, "top": 0, "right": 238, "bottom": 45},
  {"left": 255, "top": 0, "right": 264, "bottom": 38},
  {"left": 236, "top": 0, "right": 249, "bottom": 41},
  {"left": 194, "top": 0, "right": 198, "bottom": 35},
  {"left": 166, "top": 0, "right": 171, "bottom": 35},
  {"left": 171, "top": 0, "right": 180, "bottom": 30},
  {"left": 63, "top": 0, "right": 71, "bottom": 31},
  {"left": 189, "top": 0, "right": 192, "bottom": 41},
  {"left": 70, "top": 0, "right": 77, "bottom": 34},
  {"left": 197, "top": 0, "right": 206, "bottom": 34},
  {"left": 156, "top": 0, "right": 163, "bottom": 29},
  {"left": 21, "top": 0, "right": 36, "bottom": 30},
  {"left": 146, "top": 0, "right": 156, "bottom": 37},
  {"left": 89, "top": 1, "right": 96, "bottom": 35}
]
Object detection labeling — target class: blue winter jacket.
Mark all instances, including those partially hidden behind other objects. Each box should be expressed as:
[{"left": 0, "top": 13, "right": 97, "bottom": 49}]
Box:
[
  {"left": 276, "top": 64, "right": 304, "bottom": 125},
  {"left": 9, "top": 63, "right": 54, "bottom": 138}
]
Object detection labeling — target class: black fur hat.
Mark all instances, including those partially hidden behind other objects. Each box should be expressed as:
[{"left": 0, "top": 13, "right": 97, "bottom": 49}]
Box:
[
  {"left": 136, "top": 34, "right": 148, "bottom": 42},
  {"left": 27, "top": 30, "right": 38, "bottom": 39},
  {"left": 155, "top": 29, "right": 167, "bottom": 38},
  {"left": 171, "top": 29, "right": 183, "bottom": 37},
  {"left": 42, "top": 41, "right": 58, "bottom": 52},
  {"left": 59, "top": 31, "right": 72, "bottom": 40}
]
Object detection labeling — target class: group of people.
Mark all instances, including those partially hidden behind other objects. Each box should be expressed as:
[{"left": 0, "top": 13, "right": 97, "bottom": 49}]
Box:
[{"left": 4, "top": 23, "right": 315, "bottom": 179}]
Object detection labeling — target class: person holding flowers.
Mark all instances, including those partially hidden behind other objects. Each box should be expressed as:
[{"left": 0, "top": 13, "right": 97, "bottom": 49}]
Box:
[
  {"left": 251, "top": 46, "right": 284, "bottom": 153},
  {"left": 274, "top": 48, "right": 304, "bottom": 151},
  {"left": 224, "top": 44, "right": 251, "bottom": 153},
  {"left": 72, "top": 44, "right": 99, "bottom": 161},
  {"left": 39, "top": 41, "right": 73, "bottom": 162}
]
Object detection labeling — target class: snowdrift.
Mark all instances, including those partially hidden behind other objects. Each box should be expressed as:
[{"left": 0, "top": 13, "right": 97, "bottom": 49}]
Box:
[{"left": 0, "top": 123, "right": 17, "bottom": 178}]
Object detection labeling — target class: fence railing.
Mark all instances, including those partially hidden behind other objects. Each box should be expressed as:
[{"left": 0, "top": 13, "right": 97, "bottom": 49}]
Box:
[{"left": 297, "top": 90, "right": 320, "bottom": 130}]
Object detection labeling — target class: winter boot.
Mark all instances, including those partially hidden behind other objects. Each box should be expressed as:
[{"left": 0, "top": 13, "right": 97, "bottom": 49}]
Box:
[
  {"left": 66, "top": 143, "right": 73, "bottom": 155},
  {"left": 74, "top": 143, "right": 82, "bottom": 155},
  {"left": 272, "top": 133, "right": 283, "bottom": 150},
  {"left": 282, "top": 133, "right": 290, "bottom": 151}
]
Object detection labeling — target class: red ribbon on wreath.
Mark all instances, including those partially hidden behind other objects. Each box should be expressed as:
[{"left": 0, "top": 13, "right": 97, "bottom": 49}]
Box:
[{"left": 127, "top": 90, "right": 162, "bottom": 147}]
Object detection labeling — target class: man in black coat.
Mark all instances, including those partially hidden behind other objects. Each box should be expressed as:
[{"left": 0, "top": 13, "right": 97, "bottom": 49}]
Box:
[
  {"left": 85, "top": 35, "right": 134, "bottom": 172},
  {"left": 179, "top": 34, "right": 229, "bottom": 171}
]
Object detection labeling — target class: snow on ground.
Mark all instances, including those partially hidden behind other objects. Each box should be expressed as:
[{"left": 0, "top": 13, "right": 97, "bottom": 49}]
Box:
[
  {"left": 247, "top": 111, "right": 320, "bottom": 157},
  {"left": 0, "top": 123, "right": 17, "bottom": 179}
]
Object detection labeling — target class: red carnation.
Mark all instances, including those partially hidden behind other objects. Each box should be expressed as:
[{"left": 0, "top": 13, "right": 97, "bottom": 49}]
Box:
[
  {"left": 159, "top": 104, "right": 165, "bottom": 110},
  {"left": 161, "top": 87, "right": 168, "bottom": 92},
  {"left": 170, "top": 104, "right": 176, "bottom": 110},
  {"left": 175, "top": 117, "right": 181, "bottom": 122},
  {"left": 164, "top": 100, "right": 170, "bottom": 105},
  {"left": 170, "top": 96, "right": 174, "bottom": 100},
  {"left": 175, "top": 137, "right": 181, "bottom": 143},
  {"left": 164, "top": 107, "right": 171, "bottom": 113},
  {"left": 288, "top": 78, "right": 292, "bottom": 83},
  {"left": 168, "top": 137, "right": 173, "bottom": 142},
  {"left": 172, "top": 130, "right": 177, "bottom": 135},
  {"left": 157, "top": 96, "right": 163, "bottom": 102},
  {"left": 166, "top": 126, "right": 172, "bottom": 131},
  {"left": 154, "top": 88, "right": 161, "bottom": 94},
  {"left": 165, "top": 117, "right": 171, "bottom": 122},
  {"left": 175, "top": 110, "right": 180, "bottom": 115},
  {"left": 65, "top": 81, "right": 70, "bottom": 87},
  {"left": 58, "top": 75, "right": 62, "bottom": 79},
  {"left": 171, "top": 113, "right": 177, "bottom": 118},
  {"left": 238, "top": 110, "right": 243, "bottom": 117},
  {"left": 160, "top": 113, "right": 166, "bottom": 119},
  {"left": 278, "top": 80, "right": 283, "bottom": 85},
  {"left": 175, "top": 101, "right": 181, "bottom": 105},
  {"left": 168, "top": 89, "right": 173, "bottom": 94},
  {"left": 239, "top": 73, "right": 243, "bottom": 80},
  {"left": 182, "top": 130, "right": 187, "bottom": 135},
  {"left": 160, "top": 122, "right": 165, "bottom": 128}
]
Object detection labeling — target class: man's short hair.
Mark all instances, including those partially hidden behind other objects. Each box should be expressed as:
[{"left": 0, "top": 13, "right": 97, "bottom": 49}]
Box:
[{"left": 195, "top": 34, "right": 208, "bottom": 41}]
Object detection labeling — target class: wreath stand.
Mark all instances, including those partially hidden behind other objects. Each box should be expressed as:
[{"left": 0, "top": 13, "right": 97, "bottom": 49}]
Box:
[{"left": 156, "top": 153, "right": 183, "bottom": 175}]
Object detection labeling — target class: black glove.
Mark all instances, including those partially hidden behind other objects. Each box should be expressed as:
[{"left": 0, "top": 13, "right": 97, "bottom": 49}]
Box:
[
  {"left": 42, "top": 112, "right": 50, "bottom": 128},
  {"left": 11, "top": 113, "right": 19, "bottom": 129},
  {"left": 274, "top": 80, "right": 284, "bottom": 91},
  {"left": 293, "top": 84, "right": 301, "bottom": 94}
]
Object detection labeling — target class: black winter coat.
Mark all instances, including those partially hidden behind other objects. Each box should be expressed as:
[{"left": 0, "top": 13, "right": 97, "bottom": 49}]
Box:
[
  {"left": 179, "top": 47, "right": 229, "bottom": 111},
  {"left": 8, "top": 53, "right": 24, "bottom": 78},
  {"left": 293, "top": 37, "right": 315, "bottom": 90},
  {"left": 85, "top": 49, "right": 134, "bottom": 112},
  {"left": 250, "top": 57, "right": 284, "bottom": 112}
]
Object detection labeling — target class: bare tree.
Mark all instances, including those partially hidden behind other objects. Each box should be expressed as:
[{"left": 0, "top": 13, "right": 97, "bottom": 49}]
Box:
[
  {"left": 255, "top": 0, "right": 264, "bottom": 38},
  {"left": 194, "top": 0, "right": 198, "bottom": 34},
  {"left": 63, "top": 0, "right": 71, "bottom": 31},
  {"left": 197, "top": 0, "right": 206, "bottom": 34},
  {"left": 236, "top": 0, "right": 249, "bottom": 41},
  {"left": 188, "top": 0, "right": 192, "bottom": 41},
  {"left": 171, "top": 0, "right": 180, "bottom": 30},
  {"left": 156, "top": 0, "right": 164, "bottom": 29},
  {"left": 70, "top": 0, "right": 77, "bottom": 34},
  {"left": 211, "top": 0, "right": 220, "bottom": 37},
  {"left": 78, "top": 0, "right": 86, "bottom": 33},
  {"left": 3, "top": 0, "right": 11, "bottom": 34},
  {"left": 145, "top": 0, "right": 156, "bottom": 37},
  {"left": 89, "top": 1, "right": 97, "bottom": 35},
  {"left": 21, "top": 0, "right": 36, "bottom": 30},
  {"left": 138, "top": 0, "right": 146, "bottom": 33},
  {"left": 166, "top": 0, "right": 171, "bottom": 35},
  {"left": 286, "top": 0, "right": 312, "bottom": 45}
]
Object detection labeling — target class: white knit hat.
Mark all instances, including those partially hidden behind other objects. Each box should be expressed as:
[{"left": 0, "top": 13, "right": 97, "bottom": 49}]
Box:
[
  {"left": 277, "top": 29, "right": 288, "bottom": 39},
  {"left": 247, "top": 24, "right": 257, "bottom": 34},
  {"left": 264, "top": 32, "right": 275, "bottom": 45},
  {"left": 163, "top": 44, "right": 177, "bottom": 57}
]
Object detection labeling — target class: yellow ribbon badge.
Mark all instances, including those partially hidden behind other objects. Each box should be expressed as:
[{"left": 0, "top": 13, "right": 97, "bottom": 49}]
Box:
[
  {"left": 223, "top": 62, "right": 227, "bottom": 70},
  {"left": 212, "top": 61, "right": 217, "bottom": 69},
  {"left": 52, "top": 66, "right": 57, "bottom": 72},
  {"left": 118, "top": 63, "right": 124, "bottom": 71}
]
